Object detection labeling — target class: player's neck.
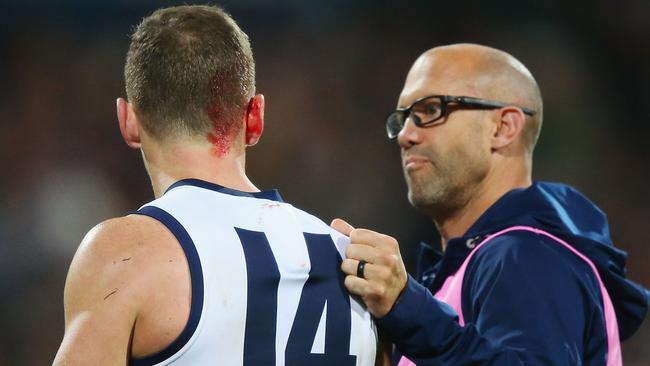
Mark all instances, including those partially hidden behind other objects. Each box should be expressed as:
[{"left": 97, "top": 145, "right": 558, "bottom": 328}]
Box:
[
  {"left": 436, "top": 161, "right": 531, "bottom": 251},
  {"left": 142, "top": 139, "right": 259, "bottom": 199}
]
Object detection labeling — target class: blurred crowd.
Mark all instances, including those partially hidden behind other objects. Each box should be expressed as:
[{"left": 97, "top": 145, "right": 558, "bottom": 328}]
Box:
[{"left": 0, "top": 0, "right": 648, "bottom": 364}]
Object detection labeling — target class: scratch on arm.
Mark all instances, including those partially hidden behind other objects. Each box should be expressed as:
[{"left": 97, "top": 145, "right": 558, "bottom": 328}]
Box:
[{"left": 104, "top": 288, "right": 119, "bottom": 300}]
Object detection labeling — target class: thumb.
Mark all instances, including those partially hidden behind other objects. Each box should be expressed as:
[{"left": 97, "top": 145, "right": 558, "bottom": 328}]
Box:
[{"left": 330, "top": 218, "right": 355, "bottom": 236}]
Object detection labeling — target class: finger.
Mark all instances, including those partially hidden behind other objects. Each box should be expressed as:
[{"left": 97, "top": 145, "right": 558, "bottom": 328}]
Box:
[
  {"left": 350, "top": 228, "right": 399, "bottom": 250},
  {"left": 345, "top": 243, "right": 379, "bottom": 263},
  {"left": 341, "top": 258, "right": 357, "bottom": 276},
  {"left": 341, "top": 258, "right": 380, "bottom": 279},
  {"left": 343, "top": 274, "right": 372, "bottom": 296},
  {"left": 348, "top": 245, "right": 398, "bottom": 267},
  {"left": 342, "top": 258, "right": 366, "bottom": 276},
  {"left": 331, "top": 218, "right": 355, "bottom": 236}
]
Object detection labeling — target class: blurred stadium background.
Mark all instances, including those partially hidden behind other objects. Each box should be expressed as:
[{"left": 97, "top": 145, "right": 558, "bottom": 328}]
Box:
[{"left": 0, "top": 0, "right": 648, "bottom": 364}]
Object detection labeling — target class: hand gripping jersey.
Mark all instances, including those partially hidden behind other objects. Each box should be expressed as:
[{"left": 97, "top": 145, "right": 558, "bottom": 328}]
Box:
[{"left": 130, "top": 179, "right": 377, "bottom": 366}]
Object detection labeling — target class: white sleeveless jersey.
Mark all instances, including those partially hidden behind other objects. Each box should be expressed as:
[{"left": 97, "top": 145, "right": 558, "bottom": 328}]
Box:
[{"left": 130, "top": 179, "right": 377, "bottom": 366}]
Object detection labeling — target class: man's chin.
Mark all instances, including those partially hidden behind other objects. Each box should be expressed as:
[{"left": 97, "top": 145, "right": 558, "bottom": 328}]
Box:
[
  {"left": 408, "top": 192, "right": 436, "bottom": 214},
  {"left": 408, "top": 190, "right": 457, "bottom": 218}
]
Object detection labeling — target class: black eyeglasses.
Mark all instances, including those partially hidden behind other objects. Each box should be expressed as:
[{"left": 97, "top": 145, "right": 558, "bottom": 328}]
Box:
[{"left": 385, "top": 95, "right": 536, "bottom": 139}]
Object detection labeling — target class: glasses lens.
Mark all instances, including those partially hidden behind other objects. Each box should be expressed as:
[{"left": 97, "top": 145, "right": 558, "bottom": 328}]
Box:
[
  {"left": 411, "top": 97, "right": 442, "bottom": 125},
  {"left": 386, "top": 111, "right": 405, "bottom": 139}
]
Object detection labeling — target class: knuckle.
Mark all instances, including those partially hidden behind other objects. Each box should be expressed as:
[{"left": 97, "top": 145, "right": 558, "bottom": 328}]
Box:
[
  {"left": 376, "top": 253, "right": 389, "bottom": 265},
  {"left": 345, "top": 245, "right": 354, "bottom": 257},
  {"left": 379, "top": 267, "right": 393, "bottom": 282},
  {"left": 349, "top": 228, "right": 365, "bottom": 242},
  {"left": 352, "top": 228, "right": 379, "bottom": 244},
  {"left": 347, "top": 245, "right": 364, "bottom": 260},
  {"left": 386, "top": 236, "right": 399, "bottom": 250},
  {"left": 376, "top": 285, "right": 387, "bottom": 298},
  {"left": 344, "top": 275, "right": 355, "bottom": 288},
  {"left": 388, "top": 254, "right": 400, "bottom": 268},
  {"left": 341, "top": 258, "right": 352, "bottom": 272}
]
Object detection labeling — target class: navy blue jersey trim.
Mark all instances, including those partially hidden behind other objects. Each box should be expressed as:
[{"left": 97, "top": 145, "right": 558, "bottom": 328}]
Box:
[
  {"left": 129, "top": 206, "right": 205, "bottom": 366},
  {"left": 166, "top": 178, "right": 284, "bottom": 202}
]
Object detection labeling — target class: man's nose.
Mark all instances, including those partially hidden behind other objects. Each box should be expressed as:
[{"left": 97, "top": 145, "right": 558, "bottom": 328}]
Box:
[{"left": 397, "top": 117, "right": 422, "bottom": 148}]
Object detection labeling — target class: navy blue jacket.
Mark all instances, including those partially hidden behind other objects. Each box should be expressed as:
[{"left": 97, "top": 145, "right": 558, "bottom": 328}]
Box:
[{"left": 377, "top": 182, "right": 649, "bottom": 365}]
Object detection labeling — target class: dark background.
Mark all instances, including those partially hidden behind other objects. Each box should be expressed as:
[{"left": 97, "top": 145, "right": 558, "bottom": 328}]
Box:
[{"left": 0, "top": 0, "right": 648, "bottom": 364}]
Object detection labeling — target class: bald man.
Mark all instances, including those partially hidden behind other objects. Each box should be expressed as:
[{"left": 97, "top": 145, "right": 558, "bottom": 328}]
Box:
[{"left": 332, "top": 44, "right": 649, "bottom": 365}]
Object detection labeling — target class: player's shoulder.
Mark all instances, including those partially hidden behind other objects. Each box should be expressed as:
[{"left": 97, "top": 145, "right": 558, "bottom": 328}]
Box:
[
  {"left": 75, "top": 214, "right": 171, "bottom": 261},
  {"left": 66, "top": 214, "right": 183, "bottom": 304}
]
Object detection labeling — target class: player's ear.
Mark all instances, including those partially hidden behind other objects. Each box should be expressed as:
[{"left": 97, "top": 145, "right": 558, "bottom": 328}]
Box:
[
  {"left": 491, "top": 107, "right": 525, "bottom": 150},
  {"left": 117, "top": 98, "right": 141, "bottom": 149},
  {"left": 244, "top": 94, "right": 265, "bottom": 146}
]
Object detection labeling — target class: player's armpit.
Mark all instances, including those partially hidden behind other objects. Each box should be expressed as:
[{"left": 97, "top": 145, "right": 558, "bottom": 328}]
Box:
[{"left": 53, "top": 218, "right": 149, "bottom": 366}]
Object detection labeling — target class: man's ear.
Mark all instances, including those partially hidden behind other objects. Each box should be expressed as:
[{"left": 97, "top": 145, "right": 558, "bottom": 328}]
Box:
[
  {"left": 117, "top": 98, "right": 141, "bottom": 149},
  {"left": 244, "top": 94, "right": 265, "bottom": 146},
  {"left": 491, "top": 107, "right": 526, "bottom": 150}
]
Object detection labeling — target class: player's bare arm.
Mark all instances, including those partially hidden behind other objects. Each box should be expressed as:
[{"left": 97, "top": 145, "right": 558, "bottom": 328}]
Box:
[{"left": 53, "top": 215, "right": 190, "bottom": 365}]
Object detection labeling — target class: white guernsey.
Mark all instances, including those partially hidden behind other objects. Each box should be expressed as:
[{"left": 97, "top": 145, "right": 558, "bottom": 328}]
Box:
[{"left": 131, "top": 179, "right": 377, "bottom": 366}]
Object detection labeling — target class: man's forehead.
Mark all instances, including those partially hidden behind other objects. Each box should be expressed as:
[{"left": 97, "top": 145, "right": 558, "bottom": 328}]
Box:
[{"left": 398, "top": 56, "right": 476, "bottom": 107}]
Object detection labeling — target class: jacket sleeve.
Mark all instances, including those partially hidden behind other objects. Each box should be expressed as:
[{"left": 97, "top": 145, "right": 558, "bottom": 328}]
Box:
[{"left": 376, "top": 232, "right": 604, "bottom": 365}]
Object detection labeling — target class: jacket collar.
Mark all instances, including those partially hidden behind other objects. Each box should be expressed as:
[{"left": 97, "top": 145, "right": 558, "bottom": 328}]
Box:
[{"left": 419, "top": 181, "right": 612, "bottom": 292}]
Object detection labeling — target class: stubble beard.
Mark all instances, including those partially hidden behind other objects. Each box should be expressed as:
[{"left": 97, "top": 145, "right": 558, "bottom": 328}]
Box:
[
  {"left": 404, "top": 149, "right": 489, "bottom": 222},
  {"left": 406, "top": 163, "right": 464, "bottom": 219}
]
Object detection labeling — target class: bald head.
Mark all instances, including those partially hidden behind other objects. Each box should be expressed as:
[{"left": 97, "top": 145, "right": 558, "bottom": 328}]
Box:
[{"left": 403, "top": 43, "right": 543, "bottom": 153}]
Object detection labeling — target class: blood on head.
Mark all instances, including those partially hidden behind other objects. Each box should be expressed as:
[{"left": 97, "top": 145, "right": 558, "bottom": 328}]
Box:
[
  {"left": 205, "top": 103, "right": 240, "bottom": 157},
  {"left": 204, "top": 71, "right": 241, "bottom": 157}
]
